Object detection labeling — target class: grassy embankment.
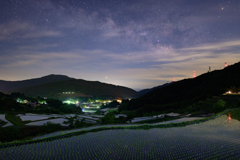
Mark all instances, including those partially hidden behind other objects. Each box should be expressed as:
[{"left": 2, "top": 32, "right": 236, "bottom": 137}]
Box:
[{"left": 5, "top": 114, "right": 28, "bottom": 126}]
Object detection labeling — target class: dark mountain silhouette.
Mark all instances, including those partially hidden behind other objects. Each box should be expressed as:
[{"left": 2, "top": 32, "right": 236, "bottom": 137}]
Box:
[
  {"left": 0, "top": 74, "right": 73, "bottom": 93},
  {"left": 138, "top": 82, "right": 173, "bottom": 95},
  {"left": 10, "top": 78, "right": 140, "bottom": 99},
  {"left": 119, "top": 61, "right": 240, "bottom": 114}
]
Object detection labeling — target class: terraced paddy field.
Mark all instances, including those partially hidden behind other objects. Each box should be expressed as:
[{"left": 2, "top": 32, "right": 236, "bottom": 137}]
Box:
[
  {"left": 1, "top": 114, "right": 240, "bottom": 160},
  {"left": 0, "top": 113, "right": 100, "bottom": 128}
]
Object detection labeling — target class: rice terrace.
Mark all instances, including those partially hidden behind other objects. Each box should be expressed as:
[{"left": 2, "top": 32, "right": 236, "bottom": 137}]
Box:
[
  {"left": 1, "top": 0, "right": 240, "bottom": 159},
  {"left": 1, "top": 110, "right": 240, "bottom": 160}
]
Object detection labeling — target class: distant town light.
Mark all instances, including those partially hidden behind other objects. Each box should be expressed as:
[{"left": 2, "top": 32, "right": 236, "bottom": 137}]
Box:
[
  {"left": 23, "top": 100, "right": 28, "bottom": 103},
  {"left": 63, "top": 100, "right": 77, "bottom": 104},
  {"left": 62, "top": 92, "right": 75, "bottom": 94},
  {"left": 17, "top": 98, "right": 22, "bottom": 103},
  {"left": 66, "top": 100, "right": 71, "bottom": 104},
  {"left": 117, "top": 99, "right": 122, "bottom": 103}
]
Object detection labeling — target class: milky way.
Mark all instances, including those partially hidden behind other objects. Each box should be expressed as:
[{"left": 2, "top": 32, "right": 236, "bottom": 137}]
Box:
[{"left": 0, "top": 0, "right": 240, "bottom": 90}]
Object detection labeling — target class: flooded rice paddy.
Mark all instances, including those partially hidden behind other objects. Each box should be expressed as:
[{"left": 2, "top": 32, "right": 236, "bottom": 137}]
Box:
[
  {"left": 0, "top": 115, "right": 240, "bottom": 159},
  {"left": 25, "top": 118, "right": 69, "bottom": 126},
  {"left": 0, "top": 113, "right": 99, "bottom": 127}
]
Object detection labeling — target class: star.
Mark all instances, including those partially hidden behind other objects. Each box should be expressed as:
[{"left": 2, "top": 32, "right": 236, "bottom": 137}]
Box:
[{"left": 0, "top": 0, "right": 239, "bottom": 90}]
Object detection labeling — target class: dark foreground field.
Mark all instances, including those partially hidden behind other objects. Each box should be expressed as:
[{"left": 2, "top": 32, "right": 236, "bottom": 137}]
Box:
[{"left": 0, "top": 114, "right": 240, "bottom": 160}]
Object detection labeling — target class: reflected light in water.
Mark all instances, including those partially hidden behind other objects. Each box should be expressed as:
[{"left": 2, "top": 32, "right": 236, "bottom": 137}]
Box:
[{"left": 228, "top": 113, "right": 231, "bottom": 123}]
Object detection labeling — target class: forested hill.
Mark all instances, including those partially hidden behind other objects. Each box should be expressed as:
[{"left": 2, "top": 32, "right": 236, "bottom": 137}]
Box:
[
  {"left": 138, "top": 82, "right": 173, "bottom": 95},
  {"left": 0, "top": 74, "right": 73, "bottom": 93},
  {"left": 13, "top": 79, "right": 140, "bottom": 99},
  {"left": 119, "top": 61, "right": 240, "bottom": 114}
]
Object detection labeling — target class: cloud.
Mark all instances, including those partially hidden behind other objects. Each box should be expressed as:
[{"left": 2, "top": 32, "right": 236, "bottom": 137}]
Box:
[
  {"left": 0, "top": 21, "right": 62, "bottom": 41},
  {"left": 0, "top": 0, "right": 239, "bottom": 89},
  {"left": 4, "top": 60, "right": 38, "bottom": 68},
  {"left": 17, "top": 44, "right": 59, "bottom": 50},
  {"left": 184, "top": 40, "right": 240, "bottom": 51},
  {"left": 23, "top": 30, "right": 62, "bottom": 38},
  {"left": 0, "top": 21, "right": 34, "bottom": 41},
  {"left": 3, "top": 39, "right": 238, "bottom": 80},
  {"left": 0, "top": 45, "right": 110, "bottom": 69},
  {"left": 96, "top": 39, "right": 240, "bottom": 88}
]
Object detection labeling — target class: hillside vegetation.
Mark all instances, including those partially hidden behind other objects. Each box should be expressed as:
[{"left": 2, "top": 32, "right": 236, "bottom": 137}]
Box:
[
  {"left": 14, "top": 79, "right": 140, "bottom": 99},
  {"left": 138, "top": 82, "right": 173, "bottom": 95},
  {"left": 0, "top": 74, "right": 73, "bottom": 93},
  {"left": 119, "top": 61, "right": 240, "bottom": 114}
]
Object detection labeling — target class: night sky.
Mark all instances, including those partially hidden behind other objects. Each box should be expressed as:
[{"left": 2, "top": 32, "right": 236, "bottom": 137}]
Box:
[{"left": 0, "top": 0, "right": 240, "bottom": 90}]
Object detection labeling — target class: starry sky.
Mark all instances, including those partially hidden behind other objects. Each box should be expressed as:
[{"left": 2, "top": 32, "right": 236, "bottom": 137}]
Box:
[{"left": 0, "top": 0, "right": 240, "bottom": 90}]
